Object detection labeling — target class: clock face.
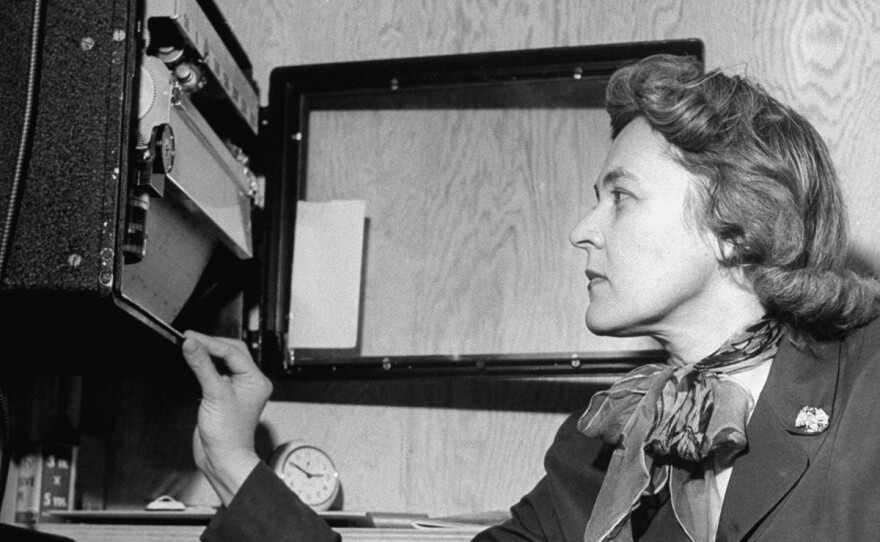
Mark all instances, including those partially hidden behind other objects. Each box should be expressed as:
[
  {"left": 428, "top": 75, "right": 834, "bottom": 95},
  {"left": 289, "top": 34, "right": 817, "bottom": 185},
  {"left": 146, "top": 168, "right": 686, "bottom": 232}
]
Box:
[{"left": 275, "top": 444, "right": 340, "bottom": 510}]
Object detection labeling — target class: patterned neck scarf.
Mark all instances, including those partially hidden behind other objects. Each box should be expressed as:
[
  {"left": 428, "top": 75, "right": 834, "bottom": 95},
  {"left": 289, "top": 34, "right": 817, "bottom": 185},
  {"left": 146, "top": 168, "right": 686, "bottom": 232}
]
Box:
[{"left": 578, "top": 318, "right": 783, "bottom": 542}]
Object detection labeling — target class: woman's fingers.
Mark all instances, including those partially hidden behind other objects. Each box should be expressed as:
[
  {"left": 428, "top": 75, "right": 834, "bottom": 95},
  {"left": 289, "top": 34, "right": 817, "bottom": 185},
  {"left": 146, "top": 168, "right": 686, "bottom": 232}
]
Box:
[
  {"left": 183, "top": 330, "right": 256, "bottom": 376},
  {"left": 181, "top": 334, "right": 226, "bottom": 398}
]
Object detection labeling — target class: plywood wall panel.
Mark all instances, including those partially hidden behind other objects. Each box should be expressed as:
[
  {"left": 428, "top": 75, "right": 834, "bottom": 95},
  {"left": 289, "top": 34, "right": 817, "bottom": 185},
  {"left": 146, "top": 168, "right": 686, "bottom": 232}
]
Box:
[
  {"left": 220, "top": 0, "right": 757, "bottom": 99},
  {"left": 257, "top": 403, "right": 563, "bottom": 513},
  {"left": 746, "top": 0, "right": 880, "bottom": 268},
  {"left": 254, "top": 375, "right": 609, "bottom": 514}
]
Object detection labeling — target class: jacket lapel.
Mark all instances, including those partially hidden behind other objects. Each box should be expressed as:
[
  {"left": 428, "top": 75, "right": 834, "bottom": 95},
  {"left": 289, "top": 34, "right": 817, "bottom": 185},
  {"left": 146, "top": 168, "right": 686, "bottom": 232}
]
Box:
[{"left": 716, "top": 332, "right": 841, "bottom": 542}]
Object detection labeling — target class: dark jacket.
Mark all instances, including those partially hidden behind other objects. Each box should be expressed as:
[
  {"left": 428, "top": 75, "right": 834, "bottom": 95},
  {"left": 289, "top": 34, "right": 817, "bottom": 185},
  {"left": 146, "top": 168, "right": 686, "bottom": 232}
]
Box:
[{"left": 202, "top": 318, "right": 880, "bottom": 541}]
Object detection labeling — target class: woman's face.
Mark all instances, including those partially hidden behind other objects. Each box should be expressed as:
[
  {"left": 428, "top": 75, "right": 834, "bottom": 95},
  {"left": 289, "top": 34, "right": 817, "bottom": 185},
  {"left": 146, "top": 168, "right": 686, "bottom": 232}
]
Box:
[{"left": 569, "top": 117, "right": 726, "bottom": 339}]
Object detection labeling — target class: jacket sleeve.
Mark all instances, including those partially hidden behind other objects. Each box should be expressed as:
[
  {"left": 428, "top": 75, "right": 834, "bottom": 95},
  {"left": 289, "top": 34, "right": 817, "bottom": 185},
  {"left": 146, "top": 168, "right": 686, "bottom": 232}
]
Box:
[
  {"left": 472, "top": 410, "right": 608, "bottom": 542},
  {"left": 200, "top": 462, "right": 341, "bottom": 542}
]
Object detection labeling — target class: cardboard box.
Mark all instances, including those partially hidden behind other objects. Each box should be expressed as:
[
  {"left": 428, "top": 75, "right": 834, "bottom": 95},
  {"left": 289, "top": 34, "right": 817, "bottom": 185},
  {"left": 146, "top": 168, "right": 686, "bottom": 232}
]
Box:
[{"left": 14, "top": 443, "right": 77, "bottom": 524}]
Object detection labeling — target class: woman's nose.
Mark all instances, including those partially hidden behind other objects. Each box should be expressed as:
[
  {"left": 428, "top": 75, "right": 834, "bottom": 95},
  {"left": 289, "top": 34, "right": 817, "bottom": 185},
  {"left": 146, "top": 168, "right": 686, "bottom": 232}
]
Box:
[{"left": 569, "top": 209, "right": 604, "bottom": 250}]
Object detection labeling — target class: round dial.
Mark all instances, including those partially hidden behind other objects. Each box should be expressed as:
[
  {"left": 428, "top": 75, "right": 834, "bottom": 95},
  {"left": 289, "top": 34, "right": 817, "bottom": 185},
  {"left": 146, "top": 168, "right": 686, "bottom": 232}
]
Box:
[
  {"left": 153, "top": 123, "right": 175, "bottom": 174},
  {"left": 269, "top": 441, "right": 340, "bottom": 511}
]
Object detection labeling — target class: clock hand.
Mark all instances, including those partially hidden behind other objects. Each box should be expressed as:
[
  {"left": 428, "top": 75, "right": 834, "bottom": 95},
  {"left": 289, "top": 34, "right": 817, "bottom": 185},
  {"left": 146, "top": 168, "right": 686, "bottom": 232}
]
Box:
[
  {"left": 292, "top": 463, "right": 325, "bottom": 478},
  {"left": 291, "top": 463, "right": 315, "bottom": 478}
]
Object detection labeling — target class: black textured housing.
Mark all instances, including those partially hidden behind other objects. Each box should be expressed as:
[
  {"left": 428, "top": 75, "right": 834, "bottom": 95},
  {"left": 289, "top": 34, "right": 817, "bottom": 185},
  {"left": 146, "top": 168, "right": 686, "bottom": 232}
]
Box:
[
  {"left": 1, "top": 0, "right": 134, "bottom": 292},
  {"left": 0, "top": 0, "right": 183, "bottom": 372}
]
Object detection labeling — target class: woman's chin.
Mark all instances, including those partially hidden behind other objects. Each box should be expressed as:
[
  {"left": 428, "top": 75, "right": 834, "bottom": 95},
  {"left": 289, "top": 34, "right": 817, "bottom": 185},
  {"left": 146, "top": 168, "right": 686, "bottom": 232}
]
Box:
[
  {"left": 584, "top": 309, "right": 640, "bottom": 338},
  {"left": 584, "top": 311, "right": 620, "bottom": 336}
]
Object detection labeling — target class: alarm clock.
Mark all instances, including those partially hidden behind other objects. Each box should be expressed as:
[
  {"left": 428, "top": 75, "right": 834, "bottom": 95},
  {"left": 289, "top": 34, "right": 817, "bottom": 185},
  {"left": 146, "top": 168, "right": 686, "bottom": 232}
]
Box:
[{"left": 268, "top": 441, "right": 341, "bottom": 511}]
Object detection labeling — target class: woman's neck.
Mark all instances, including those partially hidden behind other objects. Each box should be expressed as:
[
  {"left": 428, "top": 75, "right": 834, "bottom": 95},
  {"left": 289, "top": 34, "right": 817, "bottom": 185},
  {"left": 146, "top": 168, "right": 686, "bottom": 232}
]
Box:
[{"left": 655, "top": 294, "right": 767, "bottom": 366}]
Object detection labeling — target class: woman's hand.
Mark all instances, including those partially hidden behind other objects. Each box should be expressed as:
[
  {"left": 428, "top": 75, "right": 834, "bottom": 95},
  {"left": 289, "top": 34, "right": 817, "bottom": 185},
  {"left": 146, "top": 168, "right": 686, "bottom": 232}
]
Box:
[{"left": 182, "top": 330, "right": 273, "bottom": 507}]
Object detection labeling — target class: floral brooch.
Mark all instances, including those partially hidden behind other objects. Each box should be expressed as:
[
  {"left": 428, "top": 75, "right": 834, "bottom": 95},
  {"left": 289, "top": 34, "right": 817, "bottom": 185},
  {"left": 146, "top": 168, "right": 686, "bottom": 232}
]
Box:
[{"left": 795, "top": 406, "right": 830, "bottom": 434}]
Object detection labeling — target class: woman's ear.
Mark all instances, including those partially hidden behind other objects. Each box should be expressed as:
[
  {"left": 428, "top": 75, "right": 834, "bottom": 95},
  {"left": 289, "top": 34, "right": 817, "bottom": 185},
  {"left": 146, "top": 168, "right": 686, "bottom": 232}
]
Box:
[
  {"left": 713, "top": 238, "right": 736, "bottom": 263},
  {"left": 713, "top": 236, "right": 754, "bottom": 286}
]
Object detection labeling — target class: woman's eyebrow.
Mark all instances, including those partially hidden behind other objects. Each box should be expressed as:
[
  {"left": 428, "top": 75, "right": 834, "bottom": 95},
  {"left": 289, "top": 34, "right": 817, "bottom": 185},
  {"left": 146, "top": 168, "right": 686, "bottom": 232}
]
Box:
[{"left": 593, "top": 167, "right": 639, "bottom": 198}]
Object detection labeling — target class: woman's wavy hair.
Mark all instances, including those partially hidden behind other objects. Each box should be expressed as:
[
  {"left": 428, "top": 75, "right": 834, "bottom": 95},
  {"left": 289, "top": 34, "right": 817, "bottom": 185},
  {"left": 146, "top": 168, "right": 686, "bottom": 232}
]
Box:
[{"left": 605, "top": 54, "right": 880, "bottom": 338}]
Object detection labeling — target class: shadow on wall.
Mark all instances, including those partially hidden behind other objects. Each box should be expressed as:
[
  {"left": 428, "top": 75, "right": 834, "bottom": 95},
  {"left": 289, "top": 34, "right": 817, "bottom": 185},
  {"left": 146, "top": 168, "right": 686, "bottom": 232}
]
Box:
[
  {"left": 270, "top": 375, "right": 610, "bottom": 414},
  {"left": 847, "top": 245, "right": 880, "bottom": 278}
]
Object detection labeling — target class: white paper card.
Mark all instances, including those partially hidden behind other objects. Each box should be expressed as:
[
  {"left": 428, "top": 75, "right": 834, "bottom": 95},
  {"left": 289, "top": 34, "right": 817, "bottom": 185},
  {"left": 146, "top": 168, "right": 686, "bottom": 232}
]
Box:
[{"left": 288, "top": 200, "right": 366, "bottom": 349}]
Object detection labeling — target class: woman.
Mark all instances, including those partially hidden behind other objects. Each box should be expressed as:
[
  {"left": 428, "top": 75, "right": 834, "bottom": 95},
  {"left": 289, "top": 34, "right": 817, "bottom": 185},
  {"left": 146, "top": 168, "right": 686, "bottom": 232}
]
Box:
[{"left": 182, "top": 55, "right": 880, "bottom": 541}]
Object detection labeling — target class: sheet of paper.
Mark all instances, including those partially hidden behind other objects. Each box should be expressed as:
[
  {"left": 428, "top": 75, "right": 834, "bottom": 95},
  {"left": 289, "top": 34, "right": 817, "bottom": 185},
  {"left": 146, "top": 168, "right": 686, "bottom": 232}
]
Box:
[{"left": 288, "top": 200, "right": 366, "bottom": 349}]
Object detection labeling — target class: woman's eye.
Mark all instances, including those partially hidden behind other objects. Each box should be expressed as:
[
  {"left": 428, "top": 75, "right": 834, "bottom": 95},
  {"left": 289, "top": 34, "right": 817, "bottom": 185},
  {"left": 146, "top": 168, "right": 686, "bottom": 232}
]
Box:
[{"left": 611, "top": 190, "right": 631, "bottom": 204}]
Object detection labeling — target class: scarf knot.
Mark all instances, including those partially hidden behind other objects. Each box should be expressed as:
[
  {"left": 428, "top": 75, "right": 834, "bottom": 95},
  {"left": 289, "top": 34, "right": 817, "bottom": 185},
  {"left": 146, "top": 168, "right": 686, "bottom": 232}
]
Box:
[{"left": 645, "top": 369, "right": 745, "bottom": 464}]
